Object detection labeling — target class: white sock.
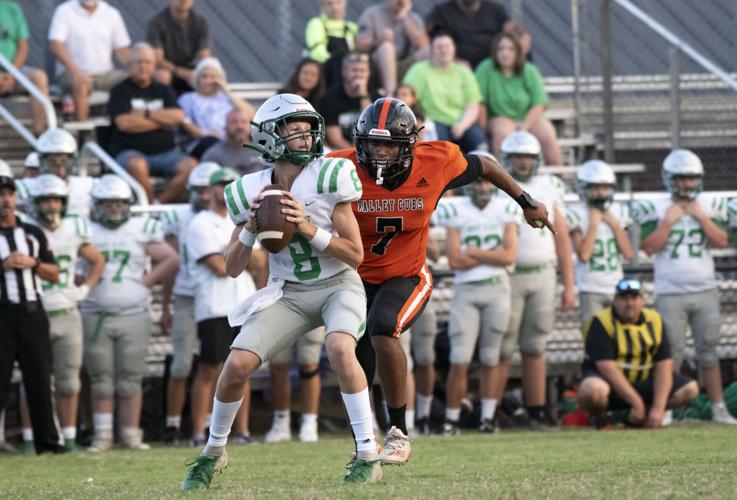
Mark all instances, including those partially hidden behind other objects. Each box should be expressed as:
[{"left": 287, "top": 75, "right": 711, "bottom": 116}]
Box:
[
  {"left": 445, "top": 408, "right": 461, "bottom": 422},
  {"left": 301, "top": 413, "right": 317, "bottom": 425},
  {"left": 481, "top": 399, "right": 498, "bottom": 421},
  {"left": 62, "top": 426, "right": 76, "bottom": 440},
  {"left": 416, "top": 394, "right": 433, "bottom": 419},
  {"left": 22, "top": 427, "right": 34, "bottom": 442},
  {"left": 406, "top": 410, "right": 415, "bottom": 431},
  {"left": 273, "top": 409, "right": 290, "bottom": 427},
  {"left": 205, "top": 398, "right": 243, "bottom": 452},
  {"left": 121, "top": 426, "right": 139, "bottom": 440},
  {"left": 166, "top": 415, "right": 181, "bottom": 429},
  {"left": 93, "top": 412, "right": 113, "bottom": 439},
  {"left": 341, "top": 388, "right": 377, "bottom": 455}
]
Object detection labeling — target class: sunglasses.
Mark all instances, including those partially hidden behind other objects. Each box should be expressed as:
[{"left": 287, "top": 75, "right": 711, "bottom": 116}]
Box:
[{"left": 615, "top": 278, "right": 642, "bottom": 295}]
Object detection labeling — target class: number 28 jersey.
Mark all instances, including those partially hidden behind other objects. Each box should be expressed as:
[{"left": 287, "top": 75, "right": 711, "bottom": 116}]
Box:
[
  {"left": 224, "top": 156, "right": 363, "bottom": 283},
  {"left": 328, "top": 141, "right": 471, "bottom": 284}
]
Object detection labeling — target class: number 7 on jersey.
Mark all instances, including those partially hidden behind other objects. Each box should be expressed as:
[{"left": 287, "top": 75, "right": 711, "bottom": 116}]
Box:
[{"left": 371, "top": 217, "right": 403, "bottom": 256}]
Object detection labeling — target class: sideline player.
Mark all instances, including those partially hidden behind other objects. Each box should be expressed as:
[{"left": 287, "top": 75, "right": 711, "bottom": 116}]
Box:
[
  {"left": 328, "top": 98, "right": 553, "bottom": 463},
  {"left": 182, "top": 94, "right": 381, "bottom": 489}
]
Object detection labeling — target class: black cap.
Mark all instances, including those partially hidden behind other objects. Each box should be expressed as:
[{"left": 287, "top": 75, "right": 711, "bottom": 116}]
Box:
[
  {"left": 615, "top": 278, "right": 642, "bottom": 296},
  {"left": 0, "top": 176, "right": 15, "bottom": 191}
]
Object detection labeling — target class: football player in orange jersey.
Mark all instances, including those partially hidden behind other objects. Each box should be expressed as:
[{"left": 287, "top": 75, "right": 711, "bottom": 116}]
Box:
[{"left": 328, "top": 97, "right": 553, "bottom": 464}]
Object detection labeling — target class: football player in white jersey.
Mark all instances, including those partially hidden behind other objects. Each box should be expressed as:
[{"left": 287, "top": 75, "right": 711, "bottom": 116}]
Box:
[
  {"left": 633, "top": 149, "right": 737, "bottom": 425},
  {"left": 36, "top": 128, "right": 93, "bottom": 218},
  {"left": 567, "top": 160, "right": 634, "bottom": 323},
  {"left": 183, "top": 94, "right": 380, "bottom": 489},
  {"left": 81, "top": 175, "right": 180, "bottom": 451},
  {"left": 186, "top": 166, "right": 258, "bottom": 447},
  {"left": 27, "top": 175, "right": 105, "bottom": 451},
  {"left": 161, "top": 161, "right": 220, "bottom": 445},
  {"left": 494, "top": 131, "right": 575, "bottom": 428},
  {"left": 436, "top": 178, "right": 522, "bottom": 435}
]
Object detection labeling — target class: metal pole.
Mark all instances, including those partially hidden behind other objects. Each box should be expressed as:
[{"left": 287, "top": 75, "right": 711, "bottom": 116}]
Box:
[
  {"left": 0, "top": 53, "right": 57, "bottom": 130},
  {"left": 669, "top": 47, "right": 681, "bottom": 149},
  {"left": 601, "top": 0, "right": 615, "bottom": 163},
  {"left": 571, "top": 0, "right": 583, "bottom": 138}
]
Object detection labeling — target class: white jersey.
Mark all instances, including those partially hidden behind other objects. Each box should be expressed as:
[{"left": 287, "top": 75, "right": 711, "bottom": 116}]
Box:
[
  {"left": 566, "top": 202, "right": 630, "bottom": 294},
  {"left": 435, "top": 195, "right": 522, "bottom": 283},
  {"left": 81, "top": 216, "right": 163, "bottom": 314},
  {"left": 224, "top": 156, "right": 363, "bottom": 283},
  {"left": 161, "top": 206, "right": 196, "bottom": 297},
  {"left": 186, "top": 209, "right": 256, "bottom": 322},
  {"left": 39, "top": 216, "right": 92, "bottom": 311},
  {"left": 632, "top": 193, "right": 727, "bottom": 294},
  {"left": 67, "top": 175, "right": 94, "bottom": 218},
  {"left": 501, "top": 174, "right": 566, "bottom": 267},
  {"left": 728, "top": 198, "right": 737, "bottom": 233}
]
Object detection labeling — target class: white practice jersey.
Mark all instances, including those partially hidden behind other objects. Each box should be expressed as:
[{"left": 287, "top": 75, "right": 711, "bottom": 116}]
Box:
[
  {"left": 632, "top": 193, "right": 728, "bottom": 294},
  {"left": 435, "top": 194, "right": 522, "bottom": 283},
  {"left": 728, "top": 198, "right": 737, "bottom": 232},
  {"left": 224, "top": 156, "right": 363, "bottom": 283},
  {"left": 500, "top": 174, "right": 566, "bottom": 267},
  {"left": 186, "top": 209, "right": 256, "bottom": 322},
  {"left": 566, "top": 202, "right": 630, "bottom": 294},
  {"left": 67, "top": 175, "right": 94, "bottom": 218},
  {"left": 81, "top": 216, "right": 163, "bottom": 314},
  {"left": 161, "top": 206, "right": 196, "bottom": 297},
  {"left": 39, "top": 216, "right": 91, "bottom": 311}
]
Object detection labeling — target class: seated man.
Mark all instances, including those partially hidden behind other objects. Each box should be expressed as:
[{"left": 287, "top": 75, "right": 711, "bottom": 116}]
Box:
[
  {"left": 147, "top": 0, "right": 211, "bottom": 95},
  {"left": 355, "top": 0, "right": 429, "bottom": 97},
  {"left": 48, "top": 0, "right": 130, "bottom": 121},
  {"left": 201, "top": 109, "right": 264, "bottom": 176},
  {"left": 0, "top": 0, "right": 50, "bottom": 134},
  {"left": 107, "top": 43, "right": 196, "bottom": 204},
  {"left": 578, "top": 278, "right": 699, "bottom": 428}
]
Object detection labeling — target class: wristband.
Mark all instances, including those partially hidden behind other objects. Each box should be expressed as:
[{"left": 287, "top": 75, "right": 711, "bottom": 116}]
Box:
[
  {"left": 310, "top": 226, "right": 332, "bottom": 252},
  {"left": 514, "top": 191, "right": 537, "bottom": 210},
  {"left": 239, "top": 226, "right": 256, "bottom": 247}
]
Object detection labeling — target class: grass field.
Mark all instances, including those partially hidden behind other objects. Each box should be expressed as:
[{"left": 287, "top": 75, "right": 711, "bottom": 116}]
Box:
[{"left": 2, "top": 423, "right": 736, "bottom": 499}]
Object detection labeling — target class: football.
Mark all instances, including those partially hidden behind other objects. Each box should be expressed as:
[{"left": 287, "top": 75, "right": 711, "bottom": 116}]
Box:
[{"left": 254, "top": 184, "right": 296, "bottom": 253}]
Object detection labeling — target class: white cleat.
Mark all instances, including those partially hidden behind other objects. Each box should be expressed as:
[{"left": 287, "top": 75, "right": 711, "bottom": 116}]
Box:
[
  {"left": 379, "top": 426, "right": 411, "bottom": 465},
  {"left": 299, "top": 419, "right": 319, "bottom": 443},
  {"left": 122, "top": 429, "right": 150, "bottom": 450},
  {"left": 87, "top": 438, "right": 113, "bottom": 453},
  {"left": 265, "top": 425, "right": 292, "bottom": 443},
  {"left": 712, "top": 403, "right": 737, "bottom": 425}
]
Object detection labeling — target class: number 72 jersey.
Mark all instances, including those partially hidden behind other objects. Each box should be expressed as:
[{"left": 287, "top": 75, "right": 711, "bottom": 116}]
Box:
[{"left": 631, "top": 193, "right": 727, "bottom": 294}]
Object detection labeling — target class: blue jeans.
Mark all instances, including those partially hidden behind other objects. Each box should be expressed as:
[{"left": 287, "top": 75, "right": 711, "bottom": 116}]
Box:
[
  {"left": 115, "top": 149, "right": 188, "bottom": 177},
  {"left": 434, "top": 122, "right": 487, "bottom": 153}
]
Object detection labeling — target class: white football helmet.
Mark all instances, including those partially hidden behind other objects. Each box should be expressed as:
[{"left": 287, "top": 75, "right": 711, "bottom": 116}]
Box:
[
  {"left": 248, "top": 93, "right": 324, "bottom": 165},
  {"left": 500, "top": 131, "right": 542, "bottom": 181},
  {"left": 37, "top": 128, "right": 78, "bottom": 178},
  {"left": 24, "top": 151, "right": 40, "bottom": 169},
  {"left": 91, "top": 174, "right": 133, "bottom": 227},
  {"left": 576, "top": 160, "right": 616, "bottom": 209},
  {"left": 662, "top": 149, "right": 703, "bottom": 200},
  {"left": 187, "top": 162, "right": 220, "bottom": 211},
  {"left": 209, "top": 166, "right": 239, "bottom": 186},
  {"left": 0, "top": 159, "right": 12, "bottom": 178},
  {"left": 30, "top": 174, "right": 68, "bottom": 226}
]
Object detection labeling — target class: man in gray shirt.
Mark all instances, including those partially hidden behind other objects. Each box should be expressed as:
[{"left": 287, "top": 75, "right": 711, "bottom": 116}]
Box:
[{"left": 202, "top": 109, "right": 264, "bottom": 175}]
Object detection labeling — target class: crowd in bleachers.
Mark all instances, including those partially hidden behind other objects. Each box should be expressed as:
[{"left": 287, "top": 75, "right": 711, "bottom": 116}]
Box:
[{"left": 1, "top": 0, "right": 737, "bottom": 456}]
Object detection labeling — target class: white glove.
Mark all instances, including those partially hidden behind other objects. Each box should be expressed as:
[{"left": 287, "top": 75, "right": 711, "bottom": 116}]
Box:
[{"left": 74, "top": 284, "right": 90, "bottom": 302}]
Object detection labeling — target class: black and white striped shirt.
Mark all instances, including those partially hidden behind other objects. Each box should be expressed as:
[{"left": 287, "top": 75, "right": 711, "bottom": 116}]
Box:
[{"left": 0, "top": 221, "right": 55, "bottom": 304}]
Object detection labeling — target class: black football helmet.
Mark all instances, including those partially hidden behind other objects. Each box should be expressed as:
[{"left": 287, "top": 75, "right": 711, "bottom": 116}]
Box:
[{"left": 353, "top": 97, "right": 419, "bottom": 187}]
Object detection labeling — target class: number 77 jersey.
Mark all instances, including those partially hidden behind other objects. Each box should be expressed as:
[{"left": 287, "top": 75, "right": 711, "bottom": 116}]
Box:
[{"left": 328, "top": 142, "right": 472, "bottom": 284}]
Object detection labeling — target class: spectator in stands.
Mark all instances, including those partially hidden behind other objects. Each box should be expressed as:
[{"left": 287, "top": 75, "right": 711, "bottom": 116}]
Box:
[
  {"left": 107, "top": 43, "right": 196, "bottom": 204},
  {"left": 0, "top": 1, "right": 50, "bottom": 134},
  {"left": 567, "top": 160, "right": 634, "bottom": 324},
  {"left": 318, "top": 52, "right": 374, "bottom": 150},
  {"left": 178, "top": 57, "right": 255, "bottom": 159},
  {"left": 633, "top": 149, "right": 737, "bottom": 425},
  {"left": 305, "top": 0, "right": 358, "bottom": 89},
  {"left": 147, "top": 0, "right": 211, "bottom": 95},
  {"left": 403, "top": 33, "right": 485, "bottom": 153},
  {"left": 578, "top": 278, "right": 699, "bottom": 428},
  {"left": 475, "top": 32, "right": 563, "bottom": 165},
  {"left": 279, "top": 58, "right": 326, "bottom": 109},
  {"left": 355, "top": 0, "right": 430, "bottom": 97},
  {"left": 201, "top": 108, "right": 265, "bottom": 176},
  {"left": 186, "top": 167, "right": 256, "bottom": 446},
  {"left": 48, "top": 0, "right": 131, "bottom": 121},
  {"left": 396, "top": 84, "right": 437, "bottom": 141},
  {"left": 425, "top": 0, "right": 523, "bottom": 68}
]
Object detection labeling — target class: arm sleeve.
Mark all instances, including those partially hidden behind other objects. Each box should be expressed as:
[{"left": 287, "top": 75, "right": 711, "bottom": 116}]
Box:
[
  {"left": 224, "top": 178, "right": 252, "bottom": 224},
  {"left": 47, "top": 7, "right": 67, "bottom": 42},
  {"left": 186, "top": 218, "right": 220, "bottom": 263},
  {"left": 584, "top": 318, "right": 616, "bottom": 362},
  {"left": 112, "top": 10, "right": 131, "bottom": 49},
  {"left": 654, "top": 324, "right": 672, "bottom": 362},
  {"left": 443, "top": 151, "right": 482, "bottom": 192},
  {"left": 107, "top": 86, "right": 130, "bottom": 120},
  {"left": 525, "top": 64, "right": 549, "bottom": 107}
]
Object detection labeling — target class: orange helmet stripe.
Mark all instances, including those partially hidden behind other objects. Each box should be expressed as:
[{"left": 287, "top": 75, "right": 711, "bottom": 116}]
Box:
[{"left": 377, "top": 98, "right": 392, "bottom": 130}]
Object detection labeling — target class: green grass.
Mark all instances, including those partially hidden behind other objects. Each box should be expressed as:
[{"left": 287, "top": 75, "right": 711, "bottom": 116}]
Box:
[{"left": 2, "top": 424, "right": 736, "bottom": 499}]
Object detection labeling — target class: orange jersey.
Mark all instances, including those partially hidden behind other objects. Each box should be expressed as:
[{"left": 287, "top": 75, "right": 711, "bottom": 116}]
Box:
[{"left": 329, "top": 141, "right": 470, "bottom": 284}]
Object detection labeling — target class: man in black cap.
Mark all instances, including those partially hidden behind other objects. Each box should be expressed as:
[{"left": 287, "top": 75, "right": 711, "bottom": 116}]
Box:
[
  {"left": 577, "top": 277, "right": 699, "bottom": 428},
  {"left": 0, "top": 174, "right": 64, "bottom": 453}
]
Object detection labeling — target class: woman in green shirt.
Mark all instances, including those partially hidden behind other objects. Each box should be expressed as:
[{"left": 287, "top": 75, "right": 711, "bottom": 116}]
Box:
[{"left": 475, "top": 32, "right": 563, "bottom": 165}]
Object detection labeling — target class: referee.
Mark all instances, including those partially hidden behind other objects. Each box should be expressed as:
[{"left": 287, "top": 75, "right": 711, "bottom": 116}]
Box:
[{"left": 0, "top": 174, "right": 64, "bottom": 454}]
